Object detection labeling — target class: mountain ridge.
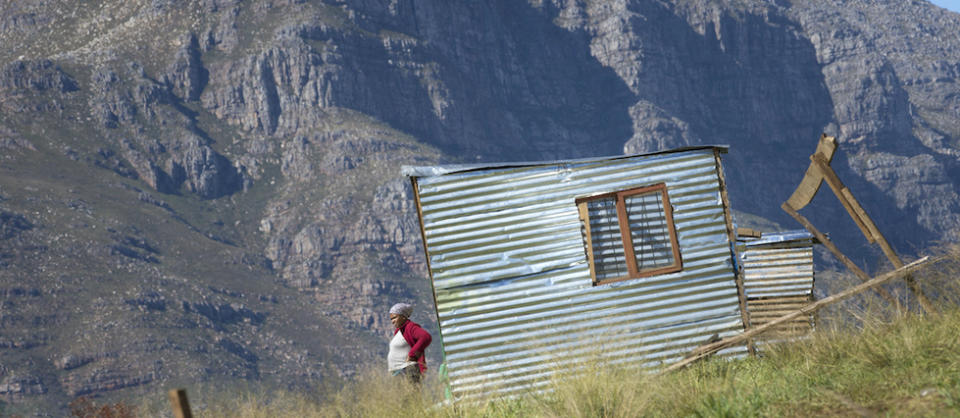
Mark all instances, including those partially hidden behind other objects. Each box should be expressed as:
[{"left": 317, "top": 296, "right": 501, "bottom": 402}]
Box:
[{"left": 1, "top": 0, "right": 959, "bottom": 413}]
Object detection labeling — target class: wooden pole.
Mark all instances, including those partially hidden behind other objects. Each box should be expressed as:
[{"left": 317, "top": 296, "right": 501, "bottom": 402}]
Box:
[
  {"left": 782, "top": 203, "right": 901, "bottom": 311},
  {"left": 168, "top": 388, "right": 193, "bottom": 418},
  {"left": 809, "top": 156, "right": 938, "bottom": 315},
  {"left": 659, "top": 255, "right": 935, "bottom": 375},
  {"left": 714, "top": 150, "right": 756, "bottom": 356}
]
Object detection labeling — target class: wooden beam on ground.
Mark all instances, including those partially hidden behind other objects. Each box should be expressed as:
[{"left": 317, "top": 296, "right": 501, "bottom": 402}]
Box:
[
  {"left": 782, "top": 202, "right": 902, "bottom": 310},
  {"left": 659, "top": 255, "right": 935, "bottom": 375},
  {"left": 168, "top": 388, "right": 194, "bottom": 418}
]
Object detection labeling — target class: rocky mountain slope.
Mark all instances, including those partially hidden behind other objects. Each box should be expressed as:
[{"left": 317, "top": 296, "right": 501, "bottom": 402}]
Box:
[{"left": 1, "top": 0, "right": 959, "bottom": 413}]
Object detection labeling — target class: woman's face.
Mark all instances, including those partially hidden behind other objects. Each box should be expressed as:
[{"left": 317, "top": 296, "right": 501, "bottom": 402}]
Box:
[{"left": 390, "top": 313, "right": 407, "bottom": 329}]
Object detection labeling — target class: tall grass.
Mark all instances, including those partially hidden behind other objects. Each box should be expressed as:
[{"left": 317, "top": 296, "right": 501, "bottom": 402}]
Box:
[{"left": 198, "top": 251, "right": 960, "bottom": 417}]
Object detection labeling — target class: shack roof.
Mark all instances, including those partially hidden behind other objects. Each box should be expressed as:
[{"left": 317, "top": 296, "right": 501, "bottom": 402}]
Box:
[
  {"left": 402, "top": 145, "right": 729, "bottom": 177},
  {"left": 742, "top": 230, "right": 817, "bottom": 247}
]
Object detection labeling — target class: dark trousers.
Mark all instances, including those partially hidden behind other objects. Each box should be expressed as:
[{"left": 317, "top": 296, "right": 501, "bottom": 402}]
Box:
[{"left": 396, "top": 364, "right": 421, "bottom": 385}]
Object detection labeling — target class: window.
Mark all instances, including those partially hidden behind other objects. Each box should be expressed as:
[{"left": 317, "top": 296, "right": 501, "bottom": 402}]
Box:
[{"left": 576, "top": 183, "right": 682, "bottom": 285}]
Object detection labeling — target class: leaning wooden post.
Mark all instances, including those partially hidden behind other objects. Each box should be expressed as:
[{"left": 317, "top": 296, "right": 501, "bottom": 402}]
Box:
[
  {"left": 168, "top": 388, "right": 193, "bottom": 418},
  {"left": 783, "top": 133, "right": 937, "bottom": 315},
  {"left": 782, "top": 202, "right": 902, "bottom": 311},
  {"left": 660, "top": 256, "right": 936, "bottom": 374},
  {"left": 714, "top": 150, "right": 756, "bottom": 356},
  {"left": 809, "top": 155, "right": 938, "bottom": 315}
]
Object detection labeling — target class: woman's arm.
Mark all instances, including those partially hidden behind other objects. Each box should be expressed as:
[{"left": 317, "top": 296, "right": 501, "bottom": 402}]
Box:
[{"left": 406, "top": 323, "right": 432, "bottom": 359}]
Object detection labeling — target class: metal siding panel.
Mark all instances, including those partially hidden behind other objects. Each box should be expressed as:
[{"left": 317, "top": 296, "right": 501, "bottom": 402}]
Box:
[
  {"left": 741, "top": 246, "right": 815, "bottom": 297},
  {"left": 739, "top": 237, "right": 816, "bottom": 342},
  {"left": 415, "top": 150, "right": 744, "bottom": 397}
]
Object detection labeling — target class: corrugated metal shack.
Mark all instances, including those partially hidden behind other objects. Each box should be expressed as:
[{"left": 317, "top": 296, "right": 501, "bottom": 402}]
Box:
[
  {"left": 738, "top": 230, "right": 817, "bottom": 342},
  {"left": 404, "top": 146, "right": 756, "bottom": 399}
]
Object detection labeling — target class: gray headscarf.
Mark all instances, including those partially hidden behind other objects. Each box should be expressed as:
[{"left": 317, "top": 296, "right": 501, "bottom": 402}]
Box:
[{"left": 389, "top": 302, "right": 413, "bottom": 318}]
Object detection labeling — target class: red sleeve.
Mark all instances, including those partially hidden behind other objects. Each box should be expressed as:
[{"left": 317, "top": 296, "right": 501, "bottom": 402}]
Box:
[{"left": 406, "top": 322, "right": 432, "bottom": 358}]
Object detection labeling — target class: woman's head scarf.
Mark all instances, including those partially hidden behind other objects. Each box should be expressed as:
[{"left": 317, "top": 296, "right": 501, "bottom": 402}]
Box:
[{"left": 389, "top": 303, "right": 413, "bottom": 318}]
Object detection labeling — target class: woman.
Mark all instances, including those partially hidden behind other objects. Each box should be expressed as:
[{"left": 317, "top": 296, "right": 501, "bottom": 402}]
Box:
[{"left": 388, "top": 302, "right": 432, "bottom": 383}]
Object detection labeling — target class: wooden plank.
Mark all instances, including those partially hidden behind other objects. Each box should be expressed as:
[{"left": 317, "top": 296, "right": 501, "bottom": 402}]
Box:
[
  {"left": 752, "top": 310, "right": 811, "bottom": 316},
  {"left": 750, "top": 311, "right": 815, "bottom": 317},
  {"left": 659, "top": 186, "right": 684, "bottom": 273},
  {"left": 809, "top": 157, "right": 938, "bottom": 315},
  {"left": 748, "top": 297, "right": 811, "bottom": 304},
  {"left": 737, "top": 227, "right": 762, "bottom": 238},
  {"left": 750, "top": 303, "right": 811, "bottom": 309},
  {"left": 754, "top": 307, "right": 812, "bottom": 312},
  {"left": 660, "top": 256, "right": 934, "bottom": 374},
  {"left": 615, "top": 194, "right": 639, "bottom": 276},
  {"left": 750, "top": 308, "right": 814, "bottom": 314},
  {"left": 578, "top": 202, "right": 599, "bottom": 285},
  {"left": 751, "top": 307, "right": 810, "bottom": 313},
  {"left": 750, "top": 306, "right": 813, "bottom": 312},
  {"left": 750, "top": 312, "right": 813, "bottom": 317},
  {"left": 785, "top": 164, "right": 826, "bottom": 210},
  {"left": 749, "top": 301, "right": 810, "bottom": 308},
  {"left": 752, "top": 325, "right": 812, "bottom": 332},
  {"left": 840, "top": 188, "right": 877, "bottom": 244},
  {"left": 410, "top": 177, "right": 448, "bottom": 345},
  {"left": 781, "top": 203, "right": 902, "bottom": 310},
  {"left": 784, "top": 134, "right": 837, "bottom": 209},
  {"left": 811, "top": 155, "right": 875, "bottom": 240},
  {"left": 752, "top": 321, "right": 812, "bottom": 326},
  {"left": 837, "top": 181, "right": 936, "bottom": 315},
  {"left": 168, "top": 389, "right": 193, "bottom": 418},
  {"left": 715, "top": 151, "right": 755, "bottom": 355}
]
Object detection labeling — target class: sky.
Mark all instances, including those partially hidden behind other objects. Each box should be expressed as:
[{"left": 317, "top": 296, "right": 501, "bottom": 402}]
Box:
[{"left": 930, "top": 0, "right": 960, "bottom": 13}]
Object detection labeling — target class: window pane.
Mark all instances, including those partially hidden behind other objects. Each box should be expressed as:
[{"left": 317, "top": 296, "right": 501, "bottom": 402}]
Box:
[
  {"left": 586, "top": 197, "right": 628, "bottom": 280},
  {"left": 624, "top": 191, "right": 675, "bottom": 271}
]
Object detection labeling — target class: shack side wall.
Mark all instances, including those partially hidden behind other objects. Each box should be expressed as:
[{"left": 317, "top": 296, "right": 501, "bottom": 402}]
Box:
[
  {"left": 414, "top": 150, "right": 745, "bottom": 398},
  {"left": 739, "top": 238, "right": 816, "bottom": 341}
]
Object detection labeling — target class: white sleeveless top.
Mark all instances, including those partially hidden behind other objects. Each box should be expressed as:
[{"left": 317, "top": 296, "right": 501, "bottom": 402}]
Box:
[{"left": 388, "top": 330, "right": 418, "bottom": 372}]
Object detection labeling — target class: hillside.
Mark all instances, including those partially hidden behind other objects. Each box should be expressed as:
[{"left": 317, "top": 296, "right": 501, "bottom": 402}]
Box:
[
  {"left": 1, "top": 0, "right": 960, "bottom": 413},
  {"left": 206, "top": 302, "right": 960, "bottom": 417}
]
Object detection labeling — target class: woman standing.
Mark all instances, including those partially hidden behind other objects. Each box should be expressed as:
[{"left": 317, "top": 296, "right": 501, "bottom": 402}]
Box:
[{"left": 388, "top": 303, "right": 432, "bottom": 383}]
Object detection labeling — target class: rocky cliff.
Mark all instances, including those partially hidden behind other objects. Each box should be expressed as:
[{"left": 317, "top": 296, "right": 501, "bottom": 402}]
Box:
[{"left": 1, "top": 0, "right": 959, "bottom": 413}]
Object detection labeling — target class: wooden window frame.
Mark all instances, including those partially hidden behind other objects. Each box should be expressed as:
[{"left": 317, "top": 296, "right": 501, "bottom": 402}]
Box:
[{"left": 576, "top": 183, "right": 682, "bottom": 286}]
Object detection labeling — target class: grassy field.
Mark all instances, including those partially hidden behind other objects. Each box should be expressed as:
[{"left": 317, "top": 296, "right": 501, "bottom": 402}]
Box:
[
  {"left": 191, "top": 310, "right": 959, "bottom": 417},
  {"left": 136, "top": 252, "right": 960, "bottom": 417}
]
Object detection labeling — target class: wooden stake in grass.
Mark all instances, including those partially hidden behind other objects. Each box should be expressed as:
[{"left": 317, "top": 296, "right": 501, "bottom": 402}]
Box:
[
  {"left": 168, "top": 388, "right": 193, "bottom": 418},
  {"left": 660, "top": 256, "right": 937, "bottom": 374}
]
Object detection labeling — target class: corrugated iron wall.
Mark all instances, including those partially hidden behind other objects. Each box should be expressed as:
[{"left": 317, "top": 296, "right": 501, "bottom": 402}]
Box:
[
  {"left": 411, "top": 148, "right": 747, "bottom": 399},
  {"left": 739, "top": 232, "right": 816, "bottom": 340}
]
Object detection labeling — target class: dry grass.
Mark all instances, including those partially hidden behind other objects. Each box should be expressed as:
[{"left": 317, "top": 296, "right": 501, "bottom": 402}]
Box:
[{"left": 196, "top": 248, "right": 960, "bottom": 417}]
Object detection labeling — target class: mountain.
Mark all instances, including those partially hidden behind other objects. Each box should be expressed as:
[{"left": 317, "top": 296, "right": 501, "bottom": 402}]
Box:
[{"left": 1, "top": 0, "right": 959, "bottom": 413}]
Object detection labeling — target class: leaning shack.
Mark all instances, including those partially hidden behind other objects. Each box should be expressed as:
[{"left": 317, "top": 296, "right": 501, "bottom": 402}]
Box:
[{"left": 404, "top": 146, "right": 753, "bottom": 399}]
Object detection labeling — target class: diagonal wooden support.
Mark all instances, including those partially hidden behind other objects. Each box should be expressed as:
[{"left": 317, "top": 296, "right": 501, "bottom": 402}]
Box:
[
  {"left": 783, "top": 134, "right": 937, "bottom": 315},
  {"left": 809, "top": 155, "right": 937, "bottom": 314},
  {"left": 782, "top": 202, "right": 901, "bottom": 311},
  {"left": 660, "top": 256, "right": 936, "bottom": 374}
]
